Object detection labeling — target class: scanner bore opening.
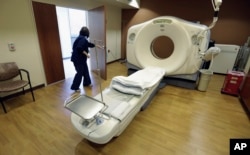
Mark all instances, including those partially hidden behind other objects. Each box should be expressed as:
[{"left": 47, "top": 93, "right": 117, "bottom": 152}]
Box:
[{"left": 151, "top": 36, "right": 174, "bottom": 59}]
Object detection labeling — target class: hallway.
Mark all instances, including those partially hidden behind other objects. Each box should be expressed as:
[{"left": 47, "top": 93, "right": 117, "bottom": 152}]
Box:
[{"left": 63, "top": 58, "right": 75, "bottom": 79}]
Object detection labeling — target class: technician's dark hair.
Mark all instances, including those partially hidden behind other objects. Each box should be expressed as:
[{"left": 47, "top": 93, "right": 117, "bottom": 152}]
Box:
[{"left": 79, "top": 26, "right": 89, "bottom": 38}]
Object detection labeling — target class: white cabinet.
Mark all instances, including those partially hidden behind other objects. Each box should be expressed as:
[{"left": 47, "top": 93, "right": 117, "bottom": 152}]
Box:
[{"left": 210, "top": 44, "right": 239, "bottom": 74}]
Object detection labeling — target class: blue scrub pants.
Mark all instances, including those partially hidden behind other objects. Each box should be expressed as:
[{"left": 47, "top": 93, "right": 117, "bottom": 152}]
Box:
[{"left": 71, "top": 62, "right": 91, "bottom": 90}]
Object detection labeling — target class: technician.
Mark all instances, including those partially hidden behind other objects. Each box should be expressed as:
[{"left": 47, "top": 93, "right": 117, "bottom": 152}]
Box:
[{"left": 70, "top": 26, "right": 95, "bottom": 91}]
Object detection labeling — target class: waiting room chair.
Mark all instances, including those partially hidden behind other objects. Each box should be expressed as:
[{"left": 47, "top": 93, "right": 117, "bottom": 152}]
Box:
[{"left": 0, "top": 62, "right": 35, "bottom": 113}]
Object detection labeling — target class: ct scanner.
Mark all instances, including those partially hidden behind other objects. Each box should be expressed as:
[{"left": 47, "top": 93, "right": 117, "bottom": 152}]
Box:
[
  {"left": 126, "top": 16, "right": 210, "bottom": 76},
  {"left": 65, "top": 0, "right": 223, "bottom": 144}
]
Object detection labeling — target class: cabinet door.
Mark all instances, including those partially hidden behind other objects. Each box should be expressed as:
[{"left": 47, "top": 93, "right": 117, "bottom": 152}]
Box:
[{"left": 240, "top": 71, "right": 250, "bottom": 112}]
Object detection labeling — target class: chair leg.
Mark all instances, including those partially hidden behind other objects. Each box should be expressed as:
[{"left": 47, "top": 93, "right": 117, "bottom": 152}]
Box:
[
  {"left": 29, "top": 83, "right": 35, "bottom": 101},
  {"left": 0, "top": 100, "right": 7, "bottom": 113},
  {"left": 31, "top": 90, "right": 35, "bottom": 101},
  {"left": 22, "top": 88, "right": 26, "bottom": 95}
]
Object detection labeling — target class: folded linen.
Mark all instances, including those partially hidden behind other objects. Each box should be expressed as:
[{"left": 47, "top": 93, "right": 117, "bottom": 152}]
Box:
[{"left": 110, "top": 67, "right": 165, "bottom": 95}]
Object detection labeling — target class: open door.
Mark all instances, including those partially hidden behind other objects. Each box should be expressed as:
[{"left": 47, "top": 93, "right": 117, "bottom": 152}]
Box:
[
  {"left": 87, "top": 6, "right": 107, "bottom": 80},
  {"left": 32, "top": 1, "right": 65, "bottom": 84}
]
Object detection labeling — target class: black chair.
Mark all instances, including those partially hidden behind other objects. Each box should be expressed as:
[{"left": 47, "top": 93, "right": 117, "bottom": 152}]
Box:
[{"left": 0, "top": 62, "right": 35, "bottom": 113}]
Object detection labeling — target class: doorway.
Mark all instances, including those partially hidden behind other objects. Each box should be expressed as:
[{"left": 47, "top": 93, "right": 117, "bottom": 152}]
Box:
[
  {"left": 56, "top": 6, "right": 88, "bottom": 79},
  {"left": 32, "top": 1, "right": 107, "bottom": 84}
]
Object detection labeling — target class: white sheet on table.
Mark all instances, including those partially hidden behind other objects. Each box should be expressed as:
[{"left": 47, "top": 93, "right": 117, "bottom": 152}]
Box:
[
  {"left": 110, "top": 67, "right": 165, "bottom": 95},
  {"left": 94, "top": 88, "right": 133, "bottom": 121}
]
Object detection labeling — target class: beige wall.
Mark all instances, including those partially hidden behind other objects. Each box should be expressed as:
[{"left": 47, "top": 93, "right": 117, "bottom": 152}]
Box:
[
  {"left": 106, "top": 5, "right": 122, "bottom": 63},
  {"left": 121, "top": 0, "right": 250, "bottom": 59},
  {"left": 0, "top": 0, "right": 45, "bottom": 87},
  {"left": 0, "top": 0, "right": 121, "bottom": 87}
]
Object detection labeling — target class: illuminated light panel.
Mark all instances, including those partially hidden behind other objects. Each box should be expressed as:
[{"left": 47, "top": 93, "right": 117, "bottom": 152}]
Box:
[{"left": 116, "top": 0, "right": 140, "bottom": 8}]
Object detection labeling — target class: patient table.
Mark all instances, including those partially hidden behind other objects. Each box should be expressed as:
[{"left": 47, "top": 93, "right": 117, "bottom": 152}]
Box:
[{"left": 64, "top": 67, "right": 165, "bottom": 144}]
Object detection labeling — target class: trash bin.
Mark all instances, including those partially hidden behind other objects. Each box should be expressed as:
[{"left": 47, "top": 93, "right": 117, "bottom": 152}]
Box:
[{"left": 197, "top": 69, "right": 213, "bottom": 91}]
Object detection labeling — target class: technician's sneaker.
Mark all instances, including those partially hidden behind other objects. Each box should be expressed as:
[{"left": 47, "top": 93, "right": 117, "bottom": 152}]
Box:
[{"left": 72, "top": 88, "right": 80, "bottom": 92}]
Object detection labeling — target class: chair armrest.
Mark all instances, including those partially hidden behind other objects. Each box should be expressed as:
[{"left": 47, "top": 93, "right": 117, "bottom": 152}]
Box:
[{"left": 19, "top": 69, "right": 32, "bottom": 82}]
